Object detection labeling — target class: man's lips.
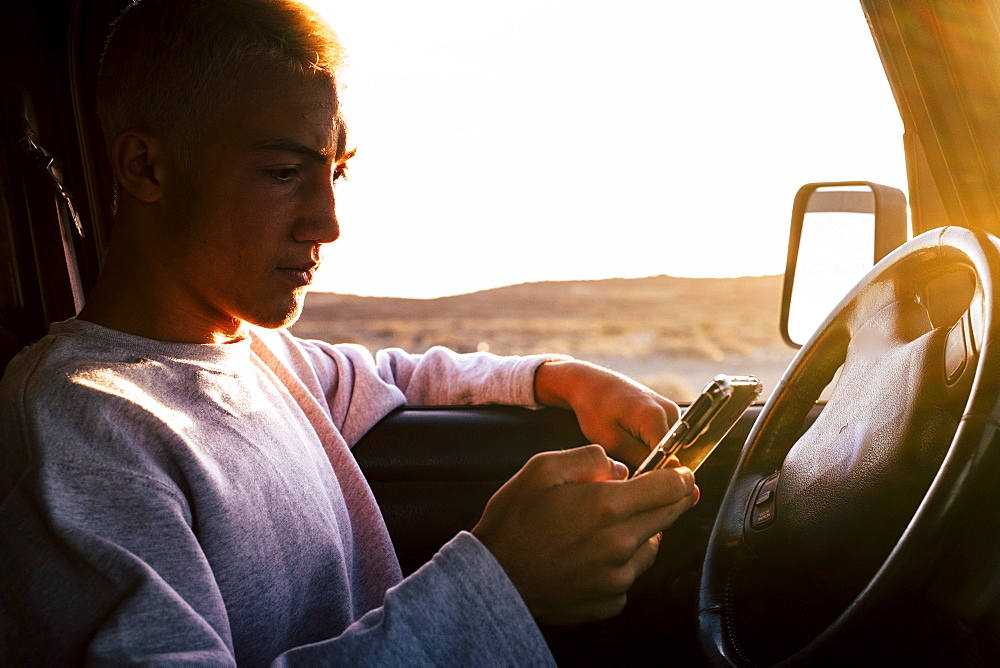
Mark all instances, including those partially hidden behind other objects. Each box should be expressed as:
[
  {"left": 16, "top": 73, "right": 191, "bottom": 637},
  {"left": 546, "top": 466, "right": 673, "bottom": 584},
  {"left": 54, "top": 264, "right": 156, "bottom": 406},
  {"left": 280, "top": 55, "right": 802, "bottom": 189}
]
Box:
[{"left": 276, "top": 263, "right": 318, "bottom": 287}]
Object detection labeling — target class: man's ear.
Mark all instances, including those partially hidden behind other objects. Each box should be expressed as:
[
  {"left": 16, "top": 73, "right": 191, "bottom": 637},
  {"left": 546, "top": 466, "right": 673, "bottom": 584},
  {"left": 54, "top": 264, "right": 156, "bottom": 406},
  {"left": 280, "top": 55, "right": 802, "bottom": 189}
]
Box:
[{"left": 111, "top": 130, "right": 165, "bottom": 203}]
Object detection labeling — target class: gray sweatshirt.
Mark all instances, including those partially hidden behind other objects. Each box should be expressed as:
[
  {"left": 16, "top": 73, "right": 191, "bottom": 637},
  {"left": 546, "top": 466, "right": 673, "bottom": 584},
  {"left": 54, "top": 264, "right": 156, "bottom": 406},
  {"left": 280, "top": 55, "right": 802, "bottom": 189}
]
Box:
[{"left": 0, "top": 318, "right": 558, "bottom": 666}]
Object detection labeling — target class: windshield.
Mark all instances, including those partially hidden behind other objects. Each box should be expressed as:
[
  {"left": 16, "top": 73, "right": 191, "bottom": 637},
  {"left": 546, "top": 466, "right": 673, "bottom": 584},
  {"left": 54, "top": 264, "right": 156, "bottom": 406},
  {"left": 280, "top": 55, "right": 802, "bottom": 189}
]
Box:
[{"left": 296, "top": 0, "right": 906, "bottom": 401}]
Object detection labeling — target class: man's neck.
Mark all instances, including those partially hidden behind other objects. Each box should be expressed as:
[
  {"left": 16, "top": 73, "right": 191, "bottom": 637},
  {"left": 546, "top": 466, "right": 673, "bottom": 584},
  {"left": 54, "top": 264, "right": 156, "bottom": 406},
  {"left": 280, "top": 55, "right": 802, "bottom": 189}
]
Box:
[{"left": 78, "top": 248, "right": 247, "bottom": 345}]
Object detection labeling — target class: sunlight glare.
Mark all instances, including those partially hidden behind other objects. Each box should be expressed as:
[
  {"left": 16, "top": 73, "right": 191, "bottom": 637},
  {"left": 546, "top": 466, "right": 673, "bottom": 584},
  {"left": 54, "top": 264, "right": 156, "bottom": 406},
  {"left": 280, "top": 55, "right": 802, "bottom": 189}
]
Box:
[{"left": 307, "top": 0, "right": 906, "bottom": 298}]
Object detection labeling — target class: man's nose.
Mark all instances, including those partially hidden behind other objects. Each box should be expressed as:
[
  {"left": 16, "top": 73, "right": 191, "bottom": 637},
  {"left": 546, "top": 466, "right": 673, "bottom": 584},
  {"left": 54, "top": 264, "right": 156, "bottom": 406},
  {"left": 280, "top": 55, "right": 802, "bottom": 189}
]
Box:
[{"left": 294, "top": 176, "right": 340, "bottom": 244}]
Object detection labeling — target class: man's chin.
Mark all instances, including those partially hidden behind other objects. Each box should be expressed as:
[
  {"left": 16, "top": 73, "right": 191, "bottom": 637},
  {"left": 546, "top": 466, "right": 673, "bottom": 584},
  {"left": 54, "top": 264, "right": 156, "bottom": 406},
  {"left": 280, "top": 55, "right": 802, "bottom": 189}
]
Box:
[{"left": 244, "top": 293, "right": 307, "bottom": 330}]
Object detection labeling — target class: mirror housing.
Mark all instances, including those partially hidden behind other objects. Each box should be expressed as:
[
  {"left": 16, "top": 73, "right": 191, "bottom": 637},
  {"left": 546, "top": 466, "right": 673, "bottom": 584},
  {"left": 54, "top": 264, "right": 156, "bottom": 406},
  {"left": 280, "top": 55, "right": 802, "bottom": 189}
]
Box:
[{"left": 781, "top": 181, "right": 907, "bottom": 347}]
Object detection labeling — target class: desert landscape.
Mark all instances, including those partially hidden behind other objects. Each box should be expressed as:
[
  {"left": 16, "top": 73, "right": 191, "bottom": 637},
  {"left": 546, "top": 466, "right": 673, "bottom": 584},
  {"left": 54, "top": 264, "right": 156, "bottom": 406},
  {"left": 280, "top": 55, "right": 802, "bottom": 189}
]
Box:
[{"left": 291, "top": 274, "right": 798, "bottom": 403}]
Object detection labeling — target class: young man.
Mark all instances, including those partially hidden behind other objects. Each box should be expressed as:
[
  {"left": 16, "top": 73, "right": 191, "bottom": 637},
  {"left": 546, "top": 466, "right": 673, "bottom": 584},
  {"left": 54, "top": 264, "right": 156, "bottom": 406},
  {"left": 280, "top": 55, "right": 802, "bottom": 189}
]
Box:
[{"left": 0, "top": 0, "right": 698, "bottom": 664}]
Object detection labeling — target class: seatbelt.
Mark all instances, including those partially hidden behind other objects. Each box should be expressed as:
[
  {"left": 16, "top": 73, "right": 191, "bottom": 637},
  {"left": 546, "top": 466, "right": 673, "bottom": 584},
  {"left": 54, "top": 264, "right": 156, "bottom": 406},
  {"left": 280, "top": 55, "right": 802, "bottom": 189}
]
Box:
[{"left": 15, "top": 88, "right": 86, "bottom": 313}]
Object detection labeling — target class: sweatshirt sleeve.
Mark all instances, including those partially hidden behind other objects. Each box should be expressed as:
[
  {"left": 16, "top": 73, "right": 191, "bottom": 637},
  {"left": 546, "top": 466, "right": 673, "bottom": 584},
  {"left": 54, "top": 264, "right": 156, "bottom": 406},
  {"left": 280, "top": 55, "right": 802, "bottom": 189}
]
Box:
[
  {"left": 263, "top": 329, "right": 569, "bottom": 446},
  {"left": 373, "top": 345, "right": 570, "bottom": 407},
  {"left": 274, "top": 532, "right": 555, "bottom": 666}
]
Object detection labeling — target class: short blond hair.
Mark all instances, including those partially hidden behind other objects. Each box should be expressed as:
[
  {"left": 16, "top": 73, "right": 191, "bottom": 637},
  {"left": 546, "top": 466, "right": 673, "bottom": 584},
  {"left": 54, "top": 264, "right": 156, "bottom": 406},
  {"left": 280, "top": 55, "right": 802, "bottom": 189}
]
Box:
[{"left": 97, "top": 0, "right": 347, "bottom": 158}]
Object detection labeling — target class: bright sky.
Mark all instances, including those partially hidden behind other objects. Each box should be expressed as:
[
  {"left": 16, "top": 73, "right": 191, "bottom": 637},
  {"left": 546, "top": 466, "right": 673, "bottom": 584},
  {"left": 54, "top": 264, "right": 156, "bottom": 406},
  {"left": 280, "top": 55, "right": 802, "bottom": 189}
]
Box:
[{"left": 306, "top": 0, "right": 906, "bottom": 298}]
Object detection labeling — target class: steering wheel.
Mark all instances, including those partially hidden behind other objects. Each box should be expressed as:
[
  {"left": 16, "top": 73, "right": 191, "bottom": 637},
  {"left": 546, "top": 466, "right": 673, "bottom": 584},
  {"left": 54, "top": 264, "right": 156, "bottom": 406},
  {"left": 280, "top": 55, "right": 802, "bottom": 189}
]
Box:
[{"left": 699, "top": 226, "right": 1000, "bottom": 665}]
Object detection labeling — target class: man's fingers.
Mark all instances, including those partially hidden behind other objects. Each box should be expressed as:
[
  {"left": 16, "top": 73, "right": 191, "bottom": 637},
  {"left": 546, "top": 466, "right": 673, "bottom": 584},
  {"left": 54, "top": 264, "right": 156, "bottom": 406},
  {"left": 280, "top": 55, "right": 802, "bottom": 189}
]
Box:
[
  {"left": 599, "top": 395, "right": 680, "bottom": 465},
  {"left": 526, "top": 444, "right": 626, "bottom": 485},
  {"left": 590, "top": 468, "right": 699, "bottom": 558},
  {"left": 636, "top": 395, "right": 680, "bottom": 446},
  {"left": 618, "top": 488, "right": 699, "bottom": 549},
  {"left": 624, "top": 532, "right": 662, "bottom": 581},
  {"left": 616, "top": 465, "right": 696, "bottom": 514},
  {"left": 624, "top": 394, "right": 680, "bottom": 452},
  {"left": 543, "top": 534, "right": 662, "bottom": 625}
]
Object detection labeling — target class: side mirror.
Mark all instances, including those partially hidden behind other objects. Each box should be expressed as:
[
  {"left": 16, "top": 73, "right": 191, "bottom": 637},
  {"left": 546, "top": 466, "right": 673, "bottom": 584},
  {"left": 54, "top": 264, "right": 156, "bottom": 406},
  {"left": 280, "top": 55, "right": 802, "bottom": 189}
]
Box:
[{"left": 780, "top": 181, "right": 907, "bottom": 347}]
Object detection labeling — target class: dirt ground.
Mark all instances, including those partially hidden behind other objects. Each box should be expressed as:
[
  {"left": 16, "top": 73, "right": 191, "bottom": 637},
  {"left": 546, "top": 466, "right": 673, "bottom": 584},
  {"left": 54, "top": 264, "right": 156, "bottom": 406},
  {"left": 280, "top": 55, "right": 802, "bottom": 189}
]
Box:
[{"left": 291, "top": 274, "right": 798, "bottom": 403}]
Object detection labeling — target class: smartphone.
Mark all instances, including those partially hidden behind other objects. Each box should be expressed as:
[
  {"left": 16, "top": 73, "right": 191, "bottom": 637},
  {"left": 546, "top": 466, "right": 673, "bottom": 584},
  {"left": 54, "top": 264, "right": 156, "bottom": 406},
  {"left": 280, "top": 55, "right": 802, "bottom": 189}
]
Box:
[{"left": 632, "top": 374, "right": 762, "bottom": 475}]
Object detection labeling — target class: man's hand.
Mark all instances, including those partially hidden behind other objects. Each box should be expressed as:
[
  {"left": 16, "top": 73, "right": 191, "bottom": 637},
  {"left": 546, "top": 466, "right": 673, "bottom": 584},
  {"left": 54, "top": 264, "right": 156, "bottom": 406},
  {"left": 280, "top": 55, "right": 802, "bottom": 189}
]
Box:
[
  {"left": 534, "top": 360, "right": 680, "bottom": 466},
  {"left": 472, "top": 445, "right": 698, "bottom": 625}
]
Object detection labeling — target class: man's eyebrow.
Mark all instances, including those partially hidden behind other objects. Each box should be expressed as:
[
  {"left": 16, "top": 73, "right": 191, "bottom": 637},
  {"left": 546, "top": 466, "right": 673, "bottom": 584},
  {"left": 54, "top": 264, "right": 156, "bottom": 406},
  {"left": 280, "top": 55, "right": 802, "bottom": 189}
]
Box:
[{"left": 250, "top": 138, "right": 336, "bottom": 164}]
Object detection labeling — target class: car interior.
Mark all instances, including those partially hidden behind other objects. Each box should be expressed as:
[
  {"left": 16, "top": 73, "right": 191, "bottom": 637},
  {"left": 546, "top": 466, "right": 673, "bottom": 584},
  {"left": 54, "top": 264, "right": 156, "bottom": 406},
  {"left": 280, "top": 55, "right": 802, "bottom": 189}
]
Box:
[{"left": 3, "top": 0, "right": 1000, "bottom": 664}]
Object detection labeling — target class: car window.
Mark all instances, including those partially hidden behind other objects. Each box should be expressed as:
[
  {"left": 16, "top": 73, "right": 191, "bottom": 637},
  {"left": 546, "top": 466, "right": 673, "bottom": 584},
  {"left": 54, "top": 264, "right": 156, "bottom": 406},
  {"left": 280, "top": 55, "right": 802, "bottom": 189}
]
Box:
[{"left": 294, "top": 1, "right": 906, "bottom": 402}]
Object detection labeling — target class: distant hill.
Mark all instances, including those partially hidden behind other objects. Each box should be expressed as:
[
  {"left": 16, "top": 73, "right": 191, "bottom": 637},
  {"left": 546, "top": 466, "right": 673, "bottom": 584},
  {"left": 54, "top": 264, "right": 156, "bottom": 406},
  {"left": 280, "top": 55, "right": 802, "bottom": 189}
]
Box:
[
  {"left": 303, "top": 272, "right": 781, "bottom": 312},
  {"left": 291, "top": 275, "right": 795, "bottom": 401}
]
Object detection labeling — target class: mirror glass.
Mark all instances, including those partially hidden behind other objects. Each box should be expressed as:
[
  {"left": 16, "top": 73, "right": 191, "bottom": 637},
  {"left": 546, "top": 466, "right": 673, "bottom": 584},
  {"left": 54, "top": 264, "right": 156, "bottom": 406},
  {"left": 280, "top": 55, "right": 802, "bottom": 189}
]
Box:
[{"left": 787, "top": 187, "right": 876, "bottom": 345}]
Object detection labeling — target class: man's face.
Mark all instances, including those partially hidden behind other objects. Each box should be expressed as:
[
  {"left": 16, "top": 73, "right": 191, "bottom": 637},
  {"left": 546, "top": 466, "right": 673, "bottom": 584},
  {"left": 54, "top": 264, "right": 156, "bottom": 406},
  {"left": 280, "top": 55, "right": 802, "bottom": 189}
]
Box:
[{"left": 159, "top": 69, "right": 346, "bottom": 336}]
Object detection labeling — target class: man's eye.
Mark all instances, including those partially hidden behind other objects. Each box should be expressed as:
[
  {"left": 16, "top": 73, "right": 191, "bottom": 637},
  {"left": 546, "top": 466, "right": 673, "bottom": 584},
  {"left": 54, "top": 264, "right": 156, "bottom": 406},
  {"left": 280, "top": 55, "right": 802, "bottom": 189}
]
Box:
[{"left": 265, "top": 167, "right": 298, "bottom": 182}]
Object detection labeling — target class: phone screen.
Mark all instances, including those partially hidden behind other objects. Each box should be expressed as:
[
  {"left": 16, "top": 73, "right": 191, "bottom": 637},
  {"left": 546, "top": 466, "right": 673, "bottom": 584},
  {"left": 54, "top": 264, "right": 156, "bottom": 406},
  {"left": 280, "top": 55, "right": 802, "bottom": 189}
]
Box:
[{"left": 632, "top": 374, "right": 762, "bottom": 475}]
